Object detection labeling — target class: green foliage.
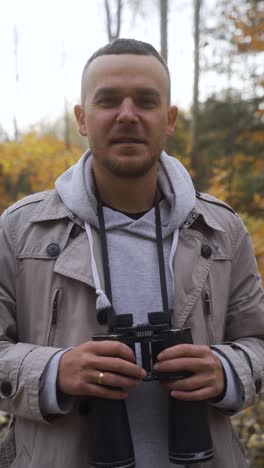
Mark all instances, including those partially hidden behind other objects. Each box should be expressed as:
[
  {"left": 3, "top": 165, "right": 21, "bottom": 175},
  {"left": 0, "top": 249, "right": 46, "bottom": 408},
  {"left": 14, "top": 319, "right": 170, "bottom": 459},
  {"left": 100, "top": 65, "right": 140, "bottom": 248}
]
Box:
[{"left": 201, "top": 95, "right": 264, "bottom": 214}]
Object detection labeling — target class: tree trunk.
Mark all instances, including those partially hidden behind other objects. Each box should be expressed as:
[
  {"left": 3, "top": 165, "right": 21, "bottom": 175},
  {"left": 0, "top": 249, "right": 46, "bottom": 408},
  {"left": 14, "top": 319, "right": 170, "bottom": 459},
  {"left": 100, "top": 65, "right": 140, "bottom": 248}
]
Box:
[
  {"left": 160, "top": 0, "right": 168, "bottom": 62},
  {"left": 190, "top": 0, "right": 201, "bottom": 186},
  {"left": 64, "top": 98, "right": 71, "bottom": 150},
  {"left": 104, "top": 0, "right": 123, "bottom": 42},
  {"left": 13, "top": 26, "right": 19, "bottom": 140}
]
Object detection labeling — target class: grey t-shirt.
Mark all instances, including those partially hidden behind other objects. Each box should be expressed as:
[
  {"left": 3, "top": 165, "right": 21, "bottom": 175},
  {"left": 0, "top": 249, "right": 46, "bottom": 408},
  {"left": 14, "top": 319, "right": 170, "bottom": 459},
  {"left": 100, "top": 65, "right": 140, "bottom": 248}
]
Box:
[
  {"left": 127, "top": 382, "right": 175, "bottom": 467},
  {"left": 105, "top": 205, "right": 180, "bottom": 467}
]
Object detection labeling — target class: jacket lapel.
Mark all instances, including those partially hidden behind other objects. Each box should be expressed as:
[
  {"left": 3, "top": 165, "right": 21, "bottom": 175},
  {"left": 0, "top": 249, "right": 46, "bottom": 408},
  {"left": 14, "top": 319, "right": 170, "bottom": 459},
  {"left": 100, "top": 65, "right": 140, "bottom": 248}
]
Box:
[
  {"left": 53, "top": 232, "right": 95, "bottom": 287},
  {"left": 54, "top": 227, "right": 105, "bottom": 291},
  {"left": 30, "top": 191, "right": 104, "bottom": 291},
  {"left": 173, "top": 229, "right": 217, "bottom": 328},
  {"left": 173, "top": 203, "right": 227, "bottom": 328}
]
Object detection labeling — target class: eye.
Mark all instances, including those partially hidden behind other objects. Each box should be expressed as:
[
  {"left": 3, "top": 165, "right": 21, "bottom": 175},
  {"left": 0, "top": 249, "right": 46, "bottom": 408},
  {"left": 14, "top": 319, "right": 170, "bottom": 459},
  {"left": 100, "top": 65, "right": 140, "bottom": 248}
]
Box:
[
  {"left": 138, "top": 98, "right": 159, "bottom": 109},
  {"left": 96, "top": 97, "right": 119, "bottom": 108}
]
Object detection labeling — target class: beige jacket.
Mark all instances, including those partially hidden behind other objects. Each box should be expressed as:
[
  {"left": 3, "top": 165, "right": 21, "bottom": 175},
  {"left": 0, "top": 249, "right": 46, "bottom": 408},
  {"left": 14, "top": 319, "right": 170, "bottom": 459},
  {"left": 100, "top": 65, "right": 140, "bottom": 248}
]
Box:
[{"left": 0, "top": 188, "right": 263, "bottom": 468}]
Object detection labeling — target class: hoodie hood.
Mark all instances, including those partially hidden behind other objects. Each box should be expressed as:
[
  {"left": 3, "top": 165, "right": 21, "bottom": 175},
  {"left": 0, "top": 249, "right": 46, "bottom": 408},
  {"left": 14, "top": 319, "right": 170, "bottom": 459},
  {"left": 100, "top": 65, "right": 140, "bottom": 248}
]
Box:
[
  {"left": 56, "top": 150, "right": 196, "bottom": 312},
  {"left": 55, "top": 150, "right": 196, "bottom": 237}
]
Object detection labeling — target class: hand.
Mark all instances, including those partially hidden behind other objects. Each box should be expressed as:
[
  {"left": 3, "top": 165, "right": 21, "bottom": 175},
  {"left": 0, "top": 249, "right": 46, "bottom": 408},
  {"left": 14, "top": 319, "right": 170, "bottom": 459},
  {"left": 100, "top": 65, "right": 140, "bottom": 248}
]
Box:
[
  {"left": 57, "top": 340, "right": 146, "bottom": 400},
  {"left": 153, "top": 344, "right": 225, "bottom": 401}
]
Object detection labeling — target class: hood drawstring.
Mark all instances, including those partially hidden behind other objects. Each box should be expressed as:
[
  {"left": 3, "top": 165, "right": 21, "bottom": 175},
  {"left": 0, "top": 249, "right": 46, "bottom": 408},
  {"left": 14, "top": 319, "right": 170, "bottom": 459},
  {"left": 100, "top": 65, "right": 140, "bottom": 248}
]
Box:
[{"left": 85, "top": 222, "right": 111, "bottom": 311}]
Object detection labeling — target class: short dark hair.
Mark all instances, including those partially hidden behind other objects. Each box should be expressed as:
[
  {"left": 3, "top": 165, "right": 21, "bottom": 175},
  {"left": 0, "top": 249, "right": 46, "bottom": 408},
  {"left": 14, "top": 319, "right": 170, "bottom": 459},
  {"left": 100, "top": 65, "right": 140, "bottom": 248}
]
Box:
[{"left": 81, "top": 38, "right": 171, "bottom": 105}]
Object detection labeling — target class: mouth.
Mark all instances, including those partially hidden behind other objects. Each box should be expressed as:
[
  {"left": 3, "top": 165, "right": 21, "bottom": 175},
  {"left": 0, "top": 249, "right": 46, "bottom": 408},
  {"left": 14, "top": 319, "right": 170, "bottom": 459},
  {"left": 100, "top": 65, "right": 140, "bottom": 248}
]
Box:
[{"left": 110, "top": 137, "right": 146, "bottom": 145}]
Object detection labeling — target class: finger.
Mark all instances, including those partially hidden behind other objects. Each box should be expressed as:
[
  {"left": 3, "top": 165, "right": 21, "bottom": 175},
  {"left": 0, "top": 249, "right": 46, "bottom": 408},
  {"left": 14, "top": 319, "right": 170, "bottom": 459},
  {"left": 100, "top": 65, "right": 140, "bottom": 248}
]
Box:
[
  {"left": 154, "top": 357, "right": 206, "bottom": 373},
  {"left": 157, "top": 344, "right": 209, "bottom": 361},
  {"left": 161, "top": 374, "right": 211, "bottom": 392},
  {"left": 90, "top": 370, "right": 143, "bottom": 389},
  {"left": 170, "top": 387, "right": 215, "bottom": 401},
  {"left": 90, "top": 340, "right": 136, "bottom": 362},
  {"left": 81, "top": 382, "right": 129, "bottom": 400},
  {"left": 91, "top": 356, "right": 147, "bottom": 380}
]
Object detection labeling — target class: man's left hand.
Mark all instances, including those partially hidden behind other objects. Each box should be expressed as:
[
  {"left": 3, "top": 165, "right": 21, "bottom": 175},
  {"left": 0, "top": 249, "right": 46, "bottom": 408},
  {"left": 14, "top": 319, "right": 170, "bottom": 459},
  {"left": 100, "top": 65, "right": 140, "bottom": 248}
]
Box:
[{"left": 153, "top": 344, "right": 225, "bottom": 401}]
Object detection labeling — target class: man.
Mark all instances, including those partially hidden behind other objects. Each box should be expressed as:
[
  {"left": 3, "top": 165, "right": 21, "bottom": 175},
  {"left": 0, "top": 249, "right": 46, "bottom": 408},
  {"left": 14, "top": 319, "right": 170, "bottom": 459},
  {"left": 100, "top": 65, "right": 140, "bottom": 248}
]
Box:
[{"left": 0, "top": 38, "right": 263, "bottom": 468}]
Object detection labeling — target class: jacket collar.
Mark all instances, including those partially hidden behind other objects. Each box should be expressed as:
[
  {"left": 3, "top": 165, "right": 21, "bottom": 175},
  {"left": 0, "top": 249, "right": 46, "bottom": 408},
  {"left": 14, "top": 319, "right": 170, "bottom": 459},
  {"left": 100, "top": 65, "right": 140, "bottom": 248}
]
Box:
[
  {"left": 29, "top": 190, "right": 80, "bottom": 224},
  {"left": 30, "top": 189, "right": 225, "bottom": 234},
  {"left": 183, "top": 199, "right": 225, "bottom": 233}
]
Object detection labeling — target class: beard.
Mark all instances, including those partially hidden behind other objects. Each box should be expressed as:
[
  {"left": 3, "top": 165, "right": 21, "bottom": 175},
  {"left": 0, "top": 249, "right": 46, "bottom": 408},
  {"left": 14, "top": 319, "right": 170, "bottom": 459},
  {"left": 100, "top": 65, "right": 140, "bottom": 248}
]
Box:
[
  {"left": 92, "top": 145, "right": 162, "bottom": 179},
  {"left": 104, "top": 154, "right": 158, "bottom": 178}
]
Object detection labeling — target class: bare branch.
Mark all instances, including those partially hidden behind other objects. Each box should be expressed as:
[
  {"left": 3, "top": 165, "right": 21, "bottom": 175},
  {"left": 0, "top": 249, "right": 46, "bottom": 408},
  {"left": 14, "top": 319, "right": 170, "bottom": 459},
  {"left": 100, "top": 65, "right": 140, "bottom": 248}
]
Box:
[
  {"left": 116, "top": 0, "right": 122, "bottom": 38},
  {"left": 104, "top": 0, "right": 112, "bottom": 42},
  {"left": 104, "top": 0, "right": 123, "bottom": 41},
  {"left": 160, "top": 0, "right": 168, "bottom": 62},
  {"left": 190, "top": 0, "right": 202, "bottom": 184}
]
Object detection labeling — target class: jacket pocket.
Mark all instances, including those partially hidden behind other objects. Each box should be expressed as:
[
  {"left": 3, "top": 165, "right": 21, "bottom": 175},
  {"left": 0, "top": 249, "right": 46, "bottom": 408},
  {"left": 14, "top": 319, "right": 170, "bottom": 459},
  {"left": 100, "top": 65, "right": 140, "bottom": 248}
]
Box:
[
  {"left": 203, "top": 289, "right": 214, "bottom": 344},
  {"left": 10, "top": 447, "right": 31, "bottom": 468},
  {"left": 0, "top": 423, "right": 16, "bottom": 468},
  {"left": 47, "top": 288, "right": 64, "bottom": 346}
]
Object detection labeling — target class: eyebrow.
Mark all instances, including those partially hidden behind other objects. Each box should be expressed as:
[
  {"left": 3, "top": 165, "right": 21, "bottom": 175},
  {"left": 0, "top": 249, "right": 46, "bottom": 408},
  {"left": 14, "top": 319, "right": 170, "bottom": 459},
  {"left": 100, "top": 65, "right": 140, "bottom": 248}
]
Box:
[{"left": 94, "top": 87, "right": 161, "bottom": 100}]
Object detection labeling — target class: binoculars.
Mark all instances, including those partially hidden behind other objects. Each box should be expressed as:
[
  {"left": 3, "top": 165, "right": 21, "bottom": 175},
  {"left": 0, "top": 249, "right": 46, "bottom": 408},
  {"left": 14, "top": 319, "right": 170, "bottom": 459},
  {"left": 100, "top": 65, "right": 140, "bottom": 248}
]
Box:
[{"left": 82, "top": 311, "right": 214, "bottom": 467}]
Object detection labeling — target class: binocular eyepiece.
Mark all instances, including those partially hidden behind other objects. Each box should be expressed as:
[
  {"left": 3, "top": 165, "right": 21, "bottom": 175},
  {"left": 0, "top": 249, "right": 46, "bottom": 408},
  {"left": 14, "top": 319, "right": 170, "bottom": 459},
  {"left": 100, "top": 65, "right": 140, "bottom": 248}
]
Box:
[{"left": 81, "top": 311, "right": 213, "bottom": 467}]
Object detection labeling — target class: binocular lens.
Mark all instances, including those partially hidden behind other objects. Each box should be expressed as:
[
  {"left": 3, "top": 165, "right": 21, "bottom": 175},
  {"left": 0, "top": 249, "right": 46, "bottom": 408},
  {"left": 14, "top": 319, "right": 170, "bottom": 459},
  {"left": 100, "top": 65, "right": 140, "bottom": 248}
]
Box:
[
  {"left": 85, "top": 398, "right": 135, "bottom": 468},
  {"left": 168, "top": 397, "right": 214, "bottom": 464}
]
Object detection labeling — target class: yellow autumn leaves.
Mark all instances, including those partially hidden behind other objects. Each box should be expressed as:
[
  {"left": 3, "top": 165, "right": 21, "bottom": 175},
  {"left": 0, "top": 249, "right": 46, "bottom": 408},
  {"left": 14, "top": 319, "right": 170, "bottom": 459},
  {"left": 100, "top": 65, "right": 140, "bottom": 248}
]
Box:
[
  {"left": 0, "top": 133, "right": 81, "bottom": 210},
  {"left": 0, "top": 130, "right": 264, "bottom": 279}
]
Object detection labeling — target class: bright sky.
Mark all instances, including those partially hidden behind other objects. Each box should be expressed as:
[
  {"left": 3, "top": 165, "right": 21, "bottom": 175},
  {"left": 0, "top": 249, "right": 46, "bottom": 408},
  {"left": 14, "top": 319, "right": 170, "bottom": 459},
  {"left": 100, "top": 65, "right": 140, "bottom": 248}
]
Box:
[{"left": 0, "top": 0, "right": 218, "bottom": 137}]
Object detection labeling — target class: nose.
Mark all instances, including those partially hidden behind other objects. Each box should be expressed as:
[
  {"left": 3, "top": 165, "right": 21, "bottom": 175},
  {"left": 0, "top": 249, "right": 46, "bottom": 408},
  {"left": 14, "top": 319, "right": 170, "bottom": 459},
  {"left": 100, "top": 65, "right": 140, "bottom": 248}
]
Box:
[{"left": 117, "top": 98, "right": 138, "bottom": 124}]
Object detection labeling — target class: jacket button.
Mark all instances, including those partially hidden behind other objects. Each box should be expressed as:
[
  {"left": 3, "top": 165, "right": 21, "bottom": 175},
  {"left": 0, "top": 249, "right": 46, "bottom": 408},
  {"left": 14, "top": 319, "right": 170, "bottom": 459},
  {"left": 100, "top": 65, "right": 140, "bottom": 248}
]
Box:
[
  {"left": 1, "top": 380, "right": 12, "bottom": 397},
  {"left": 255, "top": 378, "right": 262, "bottom": 394},
  {"left": 201, "top": 244, "right": 212, "bottom": 259},
  {"left": 46, "top": 243, "right": 60, "bottom": 257},
  {"left": 97, "top": 309, "right": 108, "bottom": 325}
]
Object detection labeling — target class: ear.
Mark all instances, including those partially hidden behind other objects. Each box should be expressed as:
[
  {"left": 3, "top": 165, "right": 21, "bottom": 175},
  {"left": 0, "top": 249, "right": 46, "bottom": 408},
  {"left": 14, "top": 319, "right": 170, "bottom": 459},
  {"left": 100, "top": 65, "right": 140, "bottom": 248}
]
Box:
[
  {"left": 74, "top": 105, "right": 88, "bottom": 136},
  {"left": 166, "top": 106, "right": 178, "bottom": 136}
]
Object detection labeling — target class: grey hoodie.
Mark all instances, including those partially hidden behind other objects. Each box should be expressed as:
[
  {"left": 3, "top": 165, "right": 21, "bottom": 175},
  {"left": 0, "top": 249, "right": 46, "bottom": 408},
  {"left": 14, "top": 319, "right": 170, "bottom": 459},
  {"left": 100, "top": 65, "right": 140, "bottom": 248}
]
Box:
[
  {"left": 55, "top": 150, "right": 196, "bottom": 467},
  {"left": 56, "top": 150, "right": 196, "bottom": 312}
]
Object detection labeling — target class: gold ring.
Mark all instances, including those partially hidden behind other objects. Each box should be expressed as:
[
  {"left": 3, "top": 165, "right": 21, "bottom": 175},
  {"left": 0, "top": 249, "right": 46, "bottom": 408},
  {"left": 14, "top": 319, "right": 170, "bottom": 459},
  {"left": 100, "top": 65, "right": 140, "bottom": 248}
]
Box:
[{"left": 98, "top": 372, "right": 104, "bottom": 385}]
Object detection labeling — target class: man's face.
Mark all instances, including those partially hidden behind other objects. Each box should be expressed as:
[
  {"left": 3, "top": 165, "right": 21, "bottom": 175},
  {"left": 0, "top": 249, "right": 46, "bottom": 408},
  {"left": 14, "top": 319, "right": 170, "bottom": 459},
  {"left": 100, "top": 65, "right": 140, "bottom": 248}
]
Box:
[{"left": 75, "top": 54, "right": 177, "bottom": 179}]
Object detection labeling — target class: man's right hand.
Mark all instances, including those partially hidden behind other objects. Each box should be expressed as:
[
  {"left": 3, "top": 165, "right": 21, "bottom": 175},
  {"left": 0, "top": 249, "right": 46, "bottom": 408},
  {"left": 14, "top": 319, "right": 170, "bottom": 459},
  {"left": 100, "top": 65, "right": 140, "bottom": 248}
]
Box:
[{"left": 57, "top": 340, "right": 146, "bottom": 400}]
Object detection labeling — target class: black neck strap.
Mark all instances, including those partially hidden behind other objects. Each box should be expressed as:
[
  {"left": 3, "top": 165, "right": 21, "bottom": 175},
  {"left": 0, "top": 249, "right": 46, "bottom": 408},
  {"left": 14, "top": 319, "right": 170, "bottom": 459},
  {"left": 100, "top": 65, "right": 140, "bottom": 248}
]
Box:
[
  {"left": 95, "top": 186, "right": 170, "bottom": 321},
  {"left": 154, "top": 193, "right": 169, "bottom": 314},
  {"left": 96, "top": 191, "right": 113, "bottom": 306}
]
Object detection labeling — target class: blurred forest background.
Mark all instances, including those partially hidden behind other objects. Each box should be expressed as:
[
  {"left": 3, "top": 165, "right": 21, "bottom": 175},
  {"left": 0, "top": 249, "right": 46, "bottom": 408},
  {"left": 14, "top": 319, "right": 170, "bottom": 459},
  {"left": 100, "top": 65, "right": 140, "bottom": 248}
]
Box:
[{"left": 0, "top": 0, "right": 263, "bottom": 465}]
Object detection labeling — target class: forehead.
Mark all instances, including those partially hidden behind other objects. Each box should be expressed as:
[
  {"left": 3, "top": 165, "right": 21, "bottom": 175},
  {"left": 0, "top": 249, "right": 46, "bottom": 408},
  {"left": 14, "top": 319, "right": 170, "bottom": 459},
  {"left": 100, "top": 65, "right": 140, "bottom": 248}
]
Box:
[{"left": 83, "top": 54, "right": 170, "bottom": 100}]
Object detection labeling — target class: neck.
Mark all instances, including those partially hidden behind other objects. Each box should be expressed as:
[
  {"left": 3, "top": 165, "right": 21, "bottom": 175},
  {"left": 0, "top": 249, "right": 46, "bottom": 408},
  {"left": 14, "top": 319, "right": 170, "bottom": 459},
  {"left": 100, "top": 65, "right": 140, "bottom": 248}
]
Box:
[{"left": 93, "top": 165, "right": 158, "bottom": 213}]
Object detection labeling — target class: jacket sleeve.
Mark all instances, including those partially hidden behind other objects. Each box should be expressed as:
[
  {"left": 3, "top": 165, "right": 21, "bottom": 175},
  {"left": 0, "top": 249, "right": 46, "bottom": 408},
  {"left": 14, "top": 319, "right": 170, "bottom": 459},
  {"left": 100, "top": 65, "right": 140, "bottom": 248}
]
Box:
[
  {"left": 0, "top": 211, "right": 62, "bottom": 423},
  {"left": 212, "top": 215, "right": 264, "bottom": 413}
]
